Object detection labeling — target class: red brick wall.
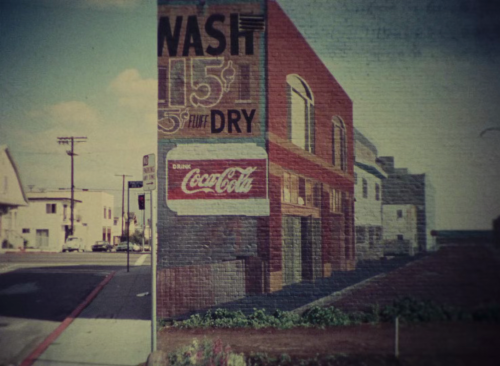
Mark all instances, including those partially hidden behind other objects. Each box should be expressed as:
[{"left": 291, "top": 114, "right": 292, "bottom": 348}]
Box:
[
  {"left": 267, "top": 1, "right": 354, "bottom": 177},
  {"left": 157, "top": 260, "right": 245, "bottom": 319}
]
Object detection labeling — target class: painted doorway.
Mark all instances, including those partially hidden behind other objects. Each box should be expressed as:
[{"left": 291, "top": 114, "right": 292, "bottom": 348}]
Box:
[
  {"left": 301, "top": 217, "right": 322, "bottom": 281},
  {"left": 282, "top": 215, "right": 302, "bottom": 286}
]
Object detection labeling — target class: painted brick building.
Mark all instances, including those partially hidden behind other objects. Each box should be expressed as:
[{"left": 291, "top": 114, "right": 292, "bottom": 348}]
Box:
[
  {"left": 157, "top": 0, "right": 355, "bottom": 318},
  {"left": 353, "top": 128, "right": 386, "bottom": 261},
  {"left": 378, "top": 156, "right": 436, "bottom": 253}
]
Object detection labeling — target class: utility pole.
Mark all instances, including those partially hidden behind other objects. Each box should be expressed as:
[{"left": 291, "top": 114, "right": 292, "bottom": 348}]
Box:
[
  {"left": 115, "top": 174, "right": 132, "bottom": 239},
  {"left": 58, "top": 136, "right": 87, "bottom": 237}
]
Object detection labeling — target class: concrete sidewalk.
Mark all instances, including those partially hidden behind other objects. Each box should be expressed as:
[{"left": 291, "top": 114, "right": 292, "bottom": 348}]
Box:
[{"left": 32, "top": 266, "right": 153, "bottom": 366}]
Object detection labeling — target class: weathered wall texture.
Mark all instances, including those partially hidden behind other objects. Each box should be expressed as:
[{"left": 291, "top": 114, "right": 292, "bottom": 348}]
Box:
[
  {"left": 155, "top": 0, "right": 486, "bottom": 321},
  {"left": 156, "top": 0, "right": 357, "bottom": 318}
]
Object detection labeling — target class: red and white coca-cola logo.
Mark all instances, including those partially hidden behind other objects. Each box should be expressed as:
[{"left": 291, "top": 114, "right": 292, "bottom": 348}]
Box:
[
  {"left": 168, "top": 159, "right": 266, "bottom": 200},
  {"left": 181, "top": 167, "right": 256, "bottom": 194}
]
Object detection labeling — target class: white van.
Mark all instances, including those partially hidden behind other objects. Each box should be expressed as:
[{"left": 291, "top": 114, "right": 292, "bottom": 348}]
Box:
[{"left": 62, "top": 236, "right": 85, "bottom": 252}]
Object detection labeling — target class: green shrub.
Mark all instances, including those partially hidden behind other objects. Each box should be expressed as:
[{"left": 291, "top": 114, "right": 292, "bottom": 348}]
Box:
[
  {"left": 472, "top": 304, "right": 500, "bottom": 322},
  {"left": 166, "top": 298, "right": 500, "bottom": 330},
  {"left": 301, "top": 306, "right": 351, "bottom": 327},
  {"left": 379, "top": 297, "right": 473, "bottom": 323},
  {"left": 273, "top": 309, "right": 303, "bottom": 329}
]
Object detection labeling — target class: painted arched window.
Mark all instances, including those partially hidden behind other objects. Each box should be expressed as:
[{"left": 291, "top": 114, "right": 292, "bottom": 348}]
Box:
[
  {"left": 332, "top": 116, "right": 347, "bottom": 171},
  {"left": 287, "top": 75, "right": 315, "bottom": 153}
]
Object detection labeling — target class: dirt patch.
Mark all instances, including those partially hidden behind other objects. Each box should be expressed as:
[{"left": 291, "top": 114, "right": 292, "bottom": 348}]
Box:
[
  {"left": 330, "top": 246, "right": 500, "bottom": 312},
  {"left": 158, "top": 322, "right": 500, "bottom": 365}
]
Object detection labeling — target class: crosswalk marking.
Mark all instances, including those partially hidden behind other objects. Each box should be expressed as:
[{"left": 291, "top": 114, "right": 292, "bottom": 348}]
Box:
[{"left": 134, "top": 254, "right": 148, "bottom": 266}]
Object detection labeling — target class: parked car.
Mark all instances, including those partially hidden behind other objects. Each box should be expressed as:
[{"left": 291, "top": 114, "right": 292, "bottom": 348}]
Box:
[
  {"left": 143, "top": 244, "right": 151, "bottom": 252},
  {"left": 115, "top": 242, "right": 128, "bottom": 252},
  {"left": 92, "top": 241, "right": 113, "bottom": 252},
  {"left": 116, "top": 242, "right": 141, "bottom": 252},
  {"left": 62, "top": 236, "right": 85, "bottom": 252}
]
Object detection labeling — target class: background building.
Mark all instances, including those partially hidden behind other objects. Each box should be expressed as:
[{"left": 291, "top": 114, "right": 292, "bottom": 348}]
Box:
[
  {"left": 16, "top": 195, "right": 83, "bottom": 251},
  {"left": 353, "top": 129, "right": 387, "bottom": 261},
  {"left": 0, "top": 145, "right": 29, "bottom": 249},
  {"left": 382, "top": 204, "right": 418, "bottom": 256},
  {"left": 379, "top": 157, "right": 436, "bottom": 252},
  {"left": 157, "top": 0, "right": 354, "bottom": 318},
  {"left": 20, "top": 190, "right": 114, "bottom": 250}
]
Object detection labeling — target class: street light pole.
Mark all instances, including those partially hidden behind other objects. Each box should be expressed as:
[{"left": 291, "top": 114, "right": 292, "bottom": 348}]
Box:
[
  {"left": 70, "top": 138, "right": 74, "bottom": 235},
  {"left": 126, "top": 180, "right": 143, "bottom": 272},
  {"left": 116, "top": 174, "right": 132, "bottom": 239}
]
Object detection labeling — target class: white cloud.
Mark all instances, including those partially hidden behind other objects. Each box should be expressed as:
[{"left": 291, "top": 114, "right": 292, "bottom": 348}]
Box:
[
  {"left": 3, "top": 70, "right": 157, "bottom": 199},
  {"left": 108, "top": 69, "right": 157, "bottom": 112},
  {"left": 13, "top": 101, "right": 100, "bottom": 153},
  {"left": 42, "top": 101, "right": 99, "bottom": 127}
]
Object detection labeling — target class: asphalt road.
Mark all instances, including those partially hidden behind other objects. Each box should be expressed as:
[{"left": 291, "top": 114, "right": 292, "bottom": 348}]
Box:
[
  {"left": 0, "top": 251, "right": 151, "bottom": 268},
  {"left": 0, "top": 251, "right": 152, "bottom": 365}
]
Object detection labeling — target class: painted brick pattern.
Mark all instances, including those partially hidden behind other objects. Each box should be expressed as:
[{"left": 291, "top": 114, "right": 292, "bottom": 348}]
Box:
[{"left": 157, "top": 259, "right": 245, "bottom": 319}]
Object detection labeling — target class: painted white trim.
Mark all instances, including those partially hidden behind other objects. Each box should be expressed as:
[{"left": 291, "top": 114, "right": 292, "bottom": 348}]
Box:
[{"left": 166, "top": 144, "right": 269, "bottom": 216}]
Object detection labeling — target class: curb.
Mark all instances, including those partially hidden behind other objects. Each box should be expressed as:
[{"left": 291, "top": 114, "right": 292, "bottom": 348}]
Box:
[{"left": 20, "top": 271, "right": 117, "bottom": 366}]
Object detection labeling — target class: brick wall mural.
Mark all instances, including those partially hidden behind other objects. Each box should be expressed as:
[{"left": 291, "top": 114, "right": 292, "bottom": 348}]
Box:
[
  {"left": 157, "top": 0, "right": 355, "bottom": 318},
  {"left": 156, "top": 0, "right": 500, "bottom": 335}
]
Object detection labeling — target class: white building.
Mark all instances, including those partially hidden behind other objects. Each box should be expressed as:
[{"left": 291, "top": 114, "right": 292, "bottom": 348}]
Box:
[
  {"left": 382, "top": 204, "right": 418, "bottom": 256},
  {"left": 0, "top": 146, "right": 29, "bottom": 249},
  {"left": 16, "top": 196, "right": 83, "bottom": 251},
  {"left": 18, "top": 190, "right": 114, "bottom": 250},
  {"left": 354, "top": 129, "right": 387, "bottom": 261}
]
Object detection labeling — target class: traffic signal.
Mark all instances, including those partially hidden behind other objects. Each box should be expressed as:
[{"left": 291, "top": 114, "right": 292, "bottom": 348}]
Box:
[{"left": 138, "top": 194, "right": 145, "bottom": 210}]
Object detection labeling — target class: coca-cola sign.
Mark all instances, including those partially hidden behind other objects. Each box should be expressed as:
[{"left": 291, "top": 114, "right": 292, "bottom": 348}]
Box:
[{"left": 168, "top": 159, "right": 267, "bottom": 200}]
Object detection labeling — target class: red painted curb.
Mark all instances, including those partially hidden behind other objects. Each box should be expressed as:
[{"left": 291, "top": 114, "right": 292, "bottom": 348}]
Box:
[{"left": 20, "top": 271, "right": 116, "bottom": 366}]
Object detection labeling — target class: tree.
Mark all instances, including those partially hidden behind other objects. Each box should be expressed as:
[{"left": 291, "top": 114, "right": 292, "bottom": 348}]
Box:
[{"left": 130, "top": 229, "right": 148, "bottom": 244}]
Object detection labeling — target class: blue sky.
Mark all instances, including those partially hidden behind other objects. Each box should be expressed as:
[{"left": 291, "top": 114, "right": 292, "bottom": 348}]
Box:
[{"left": 1, "top": 0, "right": 499, "bottom": 229}]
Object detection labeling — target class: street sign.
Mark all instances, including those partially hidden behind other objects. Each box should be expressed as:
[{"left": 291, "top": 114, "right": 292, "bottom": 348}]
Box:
[
  {"left": 143, "top": 154, "right": 156, "bottom": 191},
  {"left": 128, "top": 180, "right": 143, "bottom": 189}
]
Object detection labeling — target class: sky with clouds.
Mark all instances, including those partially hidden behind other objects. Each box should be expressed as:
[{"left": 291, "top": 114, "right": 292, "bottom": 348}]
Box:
[{"left": 0, "top": 0, "right": 499, "bottom": 229}]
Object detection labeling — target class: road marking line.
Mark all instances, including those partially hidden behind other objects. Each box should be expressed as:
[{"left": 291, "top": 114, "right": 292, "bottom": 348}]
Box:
[{"left": 134, "top": 254, "right": 148, "bottom": 266}]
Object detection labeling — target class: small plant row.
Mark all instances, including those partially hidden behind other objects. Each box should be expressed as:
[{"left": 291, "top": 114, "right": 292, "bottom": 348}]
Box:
[
  {"left": 167, "top": 338, "right": 469, "bottom": 366},
  {"left": 166, "top": 297, "right": 500, "bottom": 329},
  {"left": 167, "top": 338, "right": 400, "bottom": 366},
  {"left": 168, "top": 338, "right": 246, "bottom": 366}
]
